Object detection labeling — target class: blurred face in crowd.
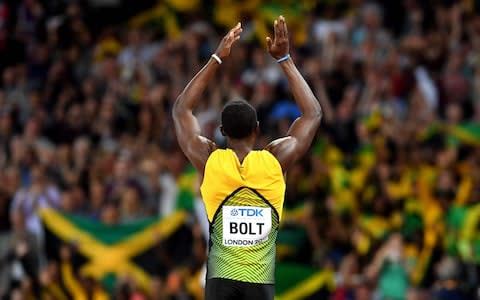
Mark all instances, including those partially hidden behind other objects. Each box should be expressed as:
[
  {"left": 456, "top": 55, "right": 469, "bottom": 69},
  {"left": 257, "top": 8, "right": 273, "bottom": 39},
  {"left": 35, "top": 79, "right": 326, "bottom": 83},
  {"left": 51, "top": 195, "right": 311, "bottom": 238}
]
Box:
[
  {"left": 3, "top": 67, "right": 16, "bottom": 86},
  {"left": 30, "top": 164, "right": 46, "bottom": 185},
  {"left": 166, "top": 270, "right": 183, "bottom": 295},
  {"left": 101, "top": 56, "right": 119, "bottom": 80},
  {"left": 73, "top": 137, "right": 91, "bottom": 163},
  {"left": 100, "top": 94, "right": 116, "bottom": 123},
  {"left": 355, "top": 284, "right": 372, "bottom": 300},
  {"left": 127, "top": 28, "right": 142, "bottom": 47},
  {"left": 435, "top": 170, "right": 455, "bottom": 201},
  {"left": 4, "top": 166, "right": 20, "bottom": 195},
  {"left": 385, "top": 233, "right": 404, "bottom": 262},
  {"left": 61, "top": 190, "right": 75, "bottom": 213},
  {"left": 138, "top": 106, "right": 153, "bottom": 131},
  {"left": 406, "top": 288, "right": 427, "bottom": 300},
  {"left": 362, "top": 4, "right": 382, "bottom": 30},
  {"left": 10, "top": 137, "right": 26, "bottom": 164},
  {"left": 114, "top": 158, "right": 131, "bottom": 181},
  {"left": 446, "top": 103, "right": 462, "bottom": 124},
  {"left": 89, "top": 179, "right": 104, "bottom": 204},
  {"left": 150, "top": 276, "right": 164, "bottom": 296},
  {"left": 101, "top": 203, "right": 119, "bottom": 225},
  {"left": 121, "top": 187, "right": 140, "bottom": 213},
  {"left": 23, "top": 118, "right": 40, "bottom": 140}
]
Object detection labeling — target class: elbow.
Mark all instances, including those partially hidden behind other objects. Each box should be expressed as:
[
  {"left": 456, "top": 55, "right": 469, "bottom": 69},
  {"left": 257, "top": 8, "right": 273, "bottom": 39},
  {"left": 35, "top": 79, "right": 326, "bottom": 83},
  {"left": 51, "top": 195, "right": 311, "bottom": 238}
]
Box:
[
  {"left": 172, "top": 95, "right": 183, "bottom": 120},
  {"left": 314, "top": 107, "right": 323, "bottom": 121},
  {"left": 308, "top": 99, "right": 323, "bottom": 122}
]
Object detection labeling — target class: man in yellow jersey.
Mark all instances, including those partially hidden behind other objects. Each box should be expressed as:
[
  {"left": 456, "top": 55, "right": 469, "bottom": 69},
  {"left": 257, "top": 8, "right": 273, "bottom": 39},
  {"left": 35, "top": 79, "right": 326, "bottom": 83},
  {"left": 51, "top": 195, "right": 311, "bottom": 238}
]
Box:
[{"left": 173, "top": 16, "right": 322, "bottom": 300}]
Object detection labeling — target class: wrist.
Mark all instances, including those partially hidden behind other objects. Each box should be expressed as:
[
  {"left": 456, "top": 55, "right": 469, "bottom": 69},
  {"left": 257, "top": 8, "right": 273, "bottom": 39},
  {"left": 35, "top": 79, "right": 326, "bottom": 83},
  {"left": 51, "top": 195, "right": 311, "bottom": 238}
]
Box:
[
  {"left": 211, "top": 53, "right": 222, "bottom": 65},
  {"left": 276, "top": 53, "right": 291, "bottom": 63}
]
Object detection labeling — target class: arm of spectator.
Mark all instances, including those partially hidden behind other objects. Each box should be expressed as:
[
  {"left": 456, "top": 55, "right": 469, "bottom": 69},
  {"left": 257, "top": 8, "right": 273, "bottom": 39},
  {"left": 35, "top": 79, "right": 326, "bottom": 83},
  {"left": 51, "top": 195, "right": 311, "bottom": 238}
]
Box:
[
  {"left": 313, "top": 78, "right": 335, "bottom": 123},
  {"left": 10, "top": 189, "right": 24, "bottom": 214},
  {"left": 365, "top": 244, "right": 386, "bottom": 280},
  {"left": 60, "top": 245, "right": 86, "bottom": 300},
  {"left": 265, "top": 16, "right": 322, "bottom": 172},
  {"left": 173, "top": 23, "right": 242, "bottom": 173},
  {"left": 449, "top": 3, "right": 463, "bottom": 50}
]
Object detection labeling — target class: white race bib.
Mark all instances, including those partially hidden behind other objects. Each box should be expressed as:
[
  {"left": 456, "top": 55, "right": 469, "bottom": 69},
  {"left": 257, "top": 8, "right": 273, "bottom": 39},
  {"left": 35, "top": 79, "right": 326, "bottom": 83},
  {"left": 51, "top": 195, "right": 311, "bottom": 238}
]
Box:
[{"left": 222, "top": 206, "right": 272, "bottom": 247}]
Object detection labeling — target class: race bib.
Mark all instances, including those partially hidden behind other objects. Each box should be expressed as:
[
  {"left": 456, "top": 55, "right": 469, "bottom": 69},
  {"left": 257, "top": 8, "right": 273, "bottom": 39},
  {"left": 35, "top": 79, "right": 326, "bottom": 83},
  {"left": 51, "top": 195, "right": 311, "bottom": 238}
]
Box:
[{"left": 222, "top": 206, "right": 272, "bottom": 247}]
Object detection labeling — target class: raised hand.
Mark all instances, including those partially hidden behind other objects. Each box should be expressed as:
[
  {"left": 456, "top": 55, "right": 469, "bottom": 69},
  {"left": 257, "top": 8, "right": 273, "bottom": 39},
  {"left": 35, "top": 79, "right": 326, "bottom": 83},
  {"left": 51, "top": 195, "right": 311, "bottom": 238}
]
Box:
[
  {"left": 266, "top": 16, "right": 289, "bottom": 59},
  {"left": 215, "top": 22, "right": 242, "bottom": 59}
]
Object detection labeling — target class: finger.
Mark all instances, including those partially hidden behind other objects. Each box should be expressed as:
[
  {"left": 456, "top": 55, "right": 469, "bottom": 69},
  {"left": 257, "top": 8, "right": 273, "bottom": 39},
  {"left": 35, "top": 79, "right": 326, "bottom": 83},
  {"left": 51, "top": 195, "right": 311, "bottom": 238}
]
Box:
[
  {"left": 230, "top": 22, "right": 241, "bottom": 34},
  {"left": 274, "top": 19, "right": 279, "bottom": 40},
  {"left": 226, "top": 32, "right": 235, "bottom": 46},
  {"left": 233, "top": 26, "right": 243, "bottom": 36},
  {"left": 278, "top": 16, "right": 284, "bottom": 38},
  {"left": 280, "top": 15, "right": 288, "bottom": 38},
  {"left": 266, "top": 37, "right": 272, "bottom": 51}
]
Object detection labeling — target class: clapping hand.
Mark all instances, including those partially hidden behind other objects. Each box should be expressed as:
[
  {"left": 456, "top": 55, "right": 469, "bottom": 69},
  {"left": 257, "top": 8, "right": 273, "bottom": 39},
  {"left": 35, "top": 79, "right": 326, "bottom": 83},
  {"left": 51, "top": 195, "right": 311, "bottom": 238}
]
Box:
[
  {"left": 215, "top": 22, "right": 242, "bottom": 59},
  {"left": 266, "top": 16, "right": 290, "bottom": 59}
]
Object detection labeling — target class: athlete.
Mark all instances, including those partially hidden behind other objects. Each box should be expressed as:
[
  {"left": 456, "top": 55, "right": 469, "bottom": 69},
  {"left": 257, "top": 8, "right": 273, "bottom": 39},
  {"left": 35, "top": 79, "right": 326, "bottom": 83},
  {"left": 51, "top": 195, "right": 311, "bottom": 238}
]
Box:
[{"left": 173, "top": 16, "right": 322, "bottom": 300}]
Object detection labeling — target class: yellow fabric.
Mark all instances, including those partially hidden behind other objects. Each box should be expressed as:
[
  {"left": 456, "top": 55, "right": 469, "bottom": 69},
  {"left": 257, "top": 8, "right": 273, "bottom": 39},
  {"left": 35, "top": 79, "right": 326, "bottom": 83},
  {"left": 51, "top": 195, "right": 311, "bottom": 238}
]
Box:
[
  {"left": 200, "top": 149, "right": 285, "bottom": 221},
  {"left": 43, "top": 283, "right": 68, "bottom": 300},
  {"left": 61, "top": 262, "right": 110, "bottom": 300},
  {"left": 454, "top": 177, "right": 472, "bottom": 206},
  {"left": 61, "top": 262, "right": 87, "bottom": 300},
  {"left": 40, "top": 209, "right": 187, "bottom": 293},
  {"left": 276, "top": 269, "right": 335, "bottom": 300}
]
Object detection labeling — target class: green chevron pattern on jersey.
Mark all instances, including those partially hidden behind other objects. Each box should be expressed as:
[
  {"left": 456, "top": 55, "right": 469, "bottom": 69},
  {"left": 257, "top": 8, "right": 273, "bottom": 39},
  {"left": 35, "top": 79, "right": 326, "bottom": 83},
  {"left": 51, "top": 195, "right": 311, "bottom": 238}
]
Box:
[{"left": 208, "top": 187, "right": 279, "bottom": 284}]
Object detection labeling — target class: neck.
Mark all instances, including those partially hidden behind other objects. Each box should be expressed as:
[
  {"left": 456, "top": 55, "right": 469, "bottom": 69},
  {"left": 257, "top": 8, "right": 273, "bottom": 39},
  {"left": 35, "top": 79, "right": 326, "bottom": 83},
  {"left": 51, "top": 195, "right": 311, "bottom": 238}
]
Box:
[
  {"left": 227, "top": 138, "right": 254, "bottom": 152},
  {"left": 226, "top": 138, "right": 255, "bottom": 162}
]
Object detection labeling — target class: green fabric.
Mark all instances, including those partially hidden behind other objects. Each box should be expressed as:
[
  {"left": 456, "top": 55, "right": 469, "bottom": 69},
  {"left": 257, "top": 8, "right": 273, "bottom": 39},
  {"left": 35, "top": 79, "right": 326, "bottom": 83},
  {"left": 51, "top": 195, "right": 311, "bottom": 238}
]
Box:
[
  {"left": 449, "top": 122, "right": 480, "bottom": 146},
  {"left": 418, "top": 123, "right": 441, "bottom": 141},
  {"left": 402, "top": 213, "right": 423, "bottom": 238},
  {"left": 64, "top": 213, "right": 159, "bottom": 245},
  {"left": 447, "top": 206, "right": 469, "bottom": 230},
  {"left": 274, "top": 263, "right": 319, "bottom": 295},
  {"left": 101, "top": 273, "right": 117, "bottom": 295},
  {"left": 313, "top": 137, "right": 327, "bottom": 156},
  {"left": 379, "top": 262, "right": 409, "bottom": 300},
  {"left": 277, "top": 227, "right": 307, "bottom": 254},
  {"left": 176, "top": 166, "right": 197, "bottom": 211}
]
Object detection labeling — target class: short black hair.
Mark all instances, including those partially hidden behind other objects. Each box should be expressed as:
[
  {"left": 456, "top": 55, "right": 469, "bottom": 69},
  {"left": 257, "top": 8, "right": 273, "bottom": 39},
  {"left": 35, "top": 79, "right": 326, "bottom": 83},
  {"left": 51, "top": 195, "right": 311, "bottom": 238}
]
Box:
[{"left": 221, "top": 99, "right": 258, "bottom": 139}]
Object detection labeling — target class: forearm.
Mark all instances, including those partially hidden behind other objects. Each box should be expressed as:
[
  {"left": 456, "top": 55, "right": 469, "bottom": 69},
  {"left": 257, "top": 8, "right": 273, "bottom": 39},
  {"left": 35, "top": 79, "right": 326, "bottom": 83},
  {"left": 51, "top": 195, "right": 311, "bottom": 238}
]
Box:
[
  {"left": 173, "top": 58, "right": 219, "bottom": 114},
  {"left": 280, "top": 59, "right": 322, "bottom": 118}
]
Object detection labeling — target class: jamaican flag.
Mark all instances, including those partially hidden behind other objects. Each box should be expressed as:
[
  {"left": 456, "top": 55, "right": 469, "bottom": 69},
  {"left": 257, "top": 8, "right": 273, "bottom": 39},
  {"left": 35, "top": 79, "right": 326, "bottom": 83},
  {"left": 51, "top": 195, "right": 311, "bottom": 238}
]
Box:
[
  {"left": 40, "top": 209, "right": 188, "bottom": 294},
  {"left": 448, "top": 122, "right": 480, "bottom": 147},
  {"left": 275, "top": 263, "right": 334, "bottom": 299}
]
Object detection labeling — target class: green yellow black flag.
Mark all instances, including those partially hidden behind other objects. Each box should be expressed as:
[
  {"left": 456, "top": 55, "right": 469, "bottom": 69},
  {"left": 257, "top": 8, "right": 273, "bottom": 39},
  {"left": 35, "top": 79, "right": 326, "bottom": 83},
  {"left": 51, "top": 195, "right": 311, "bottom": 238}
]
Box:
[{"left": 40, "top": 209, "right": 187, "bottom": 294}]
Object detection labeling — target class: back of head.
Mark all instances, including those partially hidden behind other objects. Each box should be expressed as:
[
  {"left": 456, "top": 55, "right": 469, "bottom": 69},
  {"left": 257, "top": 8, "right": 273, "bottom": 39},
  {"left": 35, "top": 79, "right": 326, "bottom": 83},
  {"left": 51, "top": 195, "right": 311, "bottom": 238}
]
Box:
[{"left": 221, "top": 99, "right": 258, "bottom": 139}]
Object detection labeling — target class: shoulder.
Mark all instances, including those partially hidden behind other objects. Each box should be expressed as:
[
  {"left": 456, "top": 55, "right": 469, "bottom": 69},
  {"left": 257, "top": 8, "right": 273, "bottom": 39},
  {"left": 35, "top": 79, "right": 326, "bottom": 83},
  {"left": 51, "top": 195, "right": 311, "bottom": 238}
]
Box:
[
  {"left": 264, "top": 136, "right": 297, "bottom": 171},
  {"left": 264, "top": 136, "right": 297, "bottom": 155}
]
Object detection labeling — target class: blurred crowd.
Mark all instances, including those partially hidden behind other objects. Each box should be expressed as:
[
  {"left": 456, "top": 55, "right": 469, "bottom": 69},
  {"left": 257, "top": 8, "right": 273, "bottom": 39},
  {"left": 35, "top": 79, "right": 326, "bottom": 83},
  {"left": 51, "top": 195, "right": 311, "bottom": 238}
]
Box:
[{"left": 1, "top": 0, "right": 480, "bottom": 299}]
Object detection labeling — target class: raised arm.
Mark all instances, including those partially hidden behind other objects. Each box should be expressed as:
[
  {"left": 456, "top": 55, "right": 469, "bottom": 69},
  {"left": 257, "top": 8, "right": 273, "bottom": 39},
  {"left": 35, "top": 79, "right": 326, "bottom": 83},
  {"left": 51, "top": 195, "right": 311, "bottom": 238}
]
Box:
[
  {"left": 172, "top": 23, "right": 242, "bottom": 173},
  {"left": 265, "top": 16, "right": 322, "bottom": 171}
]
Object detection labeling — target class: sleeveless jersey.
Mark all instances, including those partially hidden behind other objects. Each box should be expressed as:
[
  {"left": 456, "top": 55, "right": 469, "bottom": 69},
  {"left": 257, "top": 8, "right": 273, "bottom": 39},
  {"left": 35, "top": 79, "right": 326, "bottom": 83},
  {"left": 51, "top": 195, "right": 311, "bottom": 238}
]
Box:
[{"left": 200, "top": 149, "right": 285, "bottom": 284}]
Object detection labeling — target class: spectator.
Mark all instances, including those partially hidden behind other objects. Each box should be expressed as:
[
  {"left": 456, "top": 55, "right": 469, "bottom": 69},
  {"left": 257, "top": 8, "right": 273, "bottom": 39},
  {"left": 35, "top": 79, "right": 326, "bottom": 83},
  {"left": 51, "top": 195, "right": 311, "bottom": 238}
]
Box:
[
  {"left": 10, "top": 163, "right": 61, "bottom": 243},
  {"left": 366, "top": 233, "right": 410, "bottom": 300},
  {"left": 0, "top": 210, "right": 41, "bottom": 297}
]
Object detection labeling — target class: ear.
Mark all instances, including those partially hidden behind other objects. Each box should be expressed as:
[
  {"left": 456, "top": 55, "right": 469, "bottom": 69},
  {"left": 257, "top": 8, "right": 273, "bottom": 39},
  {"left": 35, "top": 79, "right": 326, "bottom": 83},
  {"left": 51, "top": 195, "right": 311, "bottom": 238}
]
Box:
[
  {"left": 255, "top": 122, "right": 260, "bottom": 135},
  {"left": 220, "top": 125, "right": 226, "bottom": 136}
]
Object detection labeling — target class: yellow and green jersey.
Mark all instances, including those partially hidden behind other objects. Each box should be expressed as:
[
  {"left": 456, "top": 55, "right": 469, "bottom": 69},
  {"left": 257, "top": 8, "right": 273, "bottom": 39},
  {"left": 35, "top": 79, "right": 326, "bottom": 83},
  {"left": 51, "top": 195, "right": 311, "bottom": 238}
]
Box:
[{"left": 200, "top": 149, "right": 285, "bottom": 284}]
